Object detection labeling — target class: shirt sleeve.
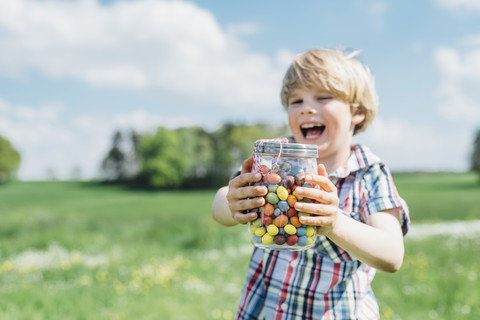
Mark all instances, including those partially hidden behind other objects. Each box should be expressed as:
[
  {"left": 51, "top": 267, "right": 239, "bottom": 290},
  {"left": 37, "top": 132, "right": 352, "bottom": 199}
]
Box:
[{"left": 362, "top": 162, "right": 410, "bottom": 235}]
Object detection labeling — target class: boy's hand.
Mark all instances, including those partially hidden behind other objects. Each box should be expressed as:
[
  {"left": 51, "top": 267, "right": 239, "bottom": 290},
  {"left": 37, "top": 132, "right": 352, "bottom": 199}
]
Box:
[
  {"left": 293, "top": 164, "right": 340, "bottom": 235},
  {"left": 226, "top": 157, "right": 268, "bottom": 224}
]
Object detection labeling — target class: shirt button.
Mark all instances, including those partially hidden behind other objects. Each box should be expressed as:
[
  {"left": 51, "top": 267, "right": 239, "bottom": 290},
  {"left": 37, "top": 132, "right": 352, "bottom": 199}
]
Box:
[
  {"left": 280, "top": 303, "right": 287, "bottom": 311},
  {"left": 290, "top": 259, "right": 298, "bottom": 268}
]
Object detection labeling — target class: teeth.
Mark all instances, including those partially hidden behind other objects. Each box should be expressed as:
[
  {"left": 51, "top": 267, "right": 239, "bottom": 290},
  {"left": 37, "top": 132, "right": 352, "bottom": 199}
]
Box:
[{"left": 301, "top": 123, "right": 323, "bottom": 129}]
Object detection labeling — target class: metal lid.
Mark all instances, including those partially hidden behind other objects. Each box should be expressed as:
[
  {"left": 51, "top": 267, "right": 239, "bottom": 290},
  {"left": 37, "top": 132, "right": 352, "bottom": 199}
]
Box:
[{"left": 257, "top": 142, "right": 318, "bottom": 157}]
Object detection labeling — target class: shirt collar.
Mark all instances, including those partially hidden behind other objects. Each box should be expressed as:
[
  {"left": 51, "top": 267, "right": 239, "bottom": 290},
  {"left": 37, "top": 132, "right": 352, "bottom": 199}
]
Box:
[{"left": 330, "top": 144, "right": 381, "bottom": 179}]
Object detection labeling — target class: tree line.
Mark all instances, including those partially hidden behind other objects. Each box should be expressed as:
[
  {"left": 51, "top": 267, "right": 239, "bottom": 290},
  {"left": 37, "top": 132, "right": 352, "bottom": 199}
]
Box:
[
  {"left": 1, "top": 126, "right": 480, "bottom": 186},
  {"left": 99, "top": 123, "right": 289, "bottom": 189}
]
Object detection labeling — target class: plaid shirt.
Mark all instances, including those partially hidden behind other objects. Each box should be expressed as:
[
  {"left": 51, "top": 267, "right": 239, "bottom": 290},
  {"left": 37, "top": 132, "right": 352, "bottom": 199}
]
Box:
[{"left": 235, "top": 144, "right": 410, "bottom": 320}]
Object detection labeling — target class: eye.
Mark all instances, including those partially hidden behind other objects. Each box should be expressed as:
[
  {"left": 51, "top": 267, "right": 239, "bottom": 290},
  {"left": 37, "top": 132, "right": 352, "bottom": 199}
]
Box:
[
  {"left": 317, "top": 96, "right": 332, "bottom": 101},
  {"left": 289, "top": 99, "right": 302, "bottom": 105}
]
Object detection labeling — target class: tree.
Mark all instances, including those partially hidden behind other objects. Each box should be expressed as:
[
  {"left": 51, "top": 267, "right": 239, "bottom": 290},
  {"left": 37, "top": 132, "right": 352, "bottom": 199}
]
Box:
[
  {"left": 137, "top": 127, "right": 187, "bottom": 188},
  {"left": 471, "top": 128, "right": 480, "bottom": 178},
  {"left": 101, "top": 130, "right": 127, "bottom": 181},
  {"left": 0, "top": 136, "right": 21, "bottom": 183}
]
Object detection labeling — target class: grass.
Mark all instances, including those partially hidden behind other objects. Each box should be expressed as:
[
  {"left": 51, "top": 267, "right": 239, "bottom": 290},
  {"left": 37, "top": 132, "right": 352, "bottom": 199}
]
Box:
[{"left": 0, "top": 172, "right": 479, "bottom": 319}]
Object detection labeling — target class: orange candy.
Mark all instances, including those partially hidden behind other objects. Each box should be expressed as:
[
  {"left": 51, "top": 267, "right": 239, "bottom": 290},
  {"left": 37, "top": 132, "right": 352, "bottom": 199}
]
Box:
[
  {"left": 274, "top": 215, "right": 288, "bottom": 228},
  {"left": 287, "top": 194, "right": 297, "bottom": 207},
  {"left": 263, "top": 173, "right": 282, "bottom": 184},
  {"left": 263, "top": 203, "right": 274, "bottom": 216},
  {"left": 290, "top": 216, "right": 302, "bottom": 228}
]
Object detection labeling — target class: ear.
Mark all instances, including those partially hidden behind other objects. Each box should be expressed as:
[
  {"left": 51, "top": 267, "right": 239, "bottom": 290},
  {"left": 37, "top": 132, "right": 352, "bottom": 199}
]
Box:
[{"left": 351, "top": 110, "right": 365, "bottom": 125}]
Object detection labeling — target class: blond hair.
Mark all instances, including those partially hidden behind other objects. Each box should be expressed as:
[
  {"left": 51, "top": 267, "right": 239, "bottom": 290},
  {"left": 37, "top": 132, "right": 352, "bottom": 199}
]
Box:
[{"left": 280, "top": 48, "right": 378, "bottom": 135}]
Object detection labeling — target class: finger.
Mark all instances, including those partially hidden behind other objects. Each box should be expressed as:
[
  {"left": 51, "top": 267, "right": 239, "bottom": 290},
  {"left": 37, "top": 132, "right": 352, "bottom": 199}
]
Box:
[
  {"left": 228, "top": 196, "right": 265, "bottom": 213},
  {"left": 241, "top": 157, "right": 255, "bottom": 174},
  {"left": 305, "top": 174, "right": 337, "bottom": 193},
  {"left": 232, "top": 211, "right": 258, "bottom": 224},
  {"left": 229, "top": 172, "right": 264, "bottom": 189},
  {"left": 227, "top": 184, "right": 268, "bottom": 203},
  {"left": 298, "top": 214, "right": 335, "bottom": 226},
  {"left": 294, "top": 186, "right": 338, "bottom": 205},
  {"left": 317, "top": 163, "right": 328, "bottom": 177},
  {"left": 295, "top": 201, "right": 337, "bottom": 216}
]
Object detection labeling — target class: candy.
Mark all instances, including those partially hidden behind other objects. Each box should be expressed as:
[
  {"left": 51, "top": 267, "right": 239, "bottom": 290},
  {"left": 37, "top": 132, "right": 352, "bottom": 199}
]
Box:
[
  {"left": 263, "top": 203, "right": 274, "bottom": 216},
  {"left": 290, "top": 216, "right": 302, "bottom": 228},
  {"left": 267, "top": 224, "right": 279, "bottom": 236},
  {"left": 297, "top": 236, "right": 308, "bottom": 246},
  {"left": 262, "top": 233, "right": 274, "bottom": 245},
  {"left": 264, "top": 173, "right": 282, "bottom": 184},
  {"left": 274, "top": 215, "right": 288, "bottom": 228},
  {"left": 284, "top": 224, "right": 297, "bottom": 235},
  {"left": 254, "top": 227, "right": 266, "bottom": 237},
  {"left": 287, "top": 235, "right": 298, "bottom": 245},
  {"left": 274, "top": 234, "right": 286, "bottom": 245},
  {"left": 266, "top": 192, "right": 279, "bottom": 204},
  {"left": 278, "top": 200, "right": 289, "bottom": 212},
  {"left": 248, "top": 151, "right": 318, "bottom": 250},
  {"left": 276, "top": 186, "right": 289, "bottom": 201}
]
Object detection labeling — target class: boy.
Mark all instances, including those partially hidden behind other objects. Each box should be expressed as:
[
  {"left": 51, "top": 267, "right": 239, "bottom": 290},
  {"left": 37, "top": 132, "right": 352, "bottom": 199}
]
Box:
[{"left": 212, "top": 48, "right": 409, "bottom": 319}]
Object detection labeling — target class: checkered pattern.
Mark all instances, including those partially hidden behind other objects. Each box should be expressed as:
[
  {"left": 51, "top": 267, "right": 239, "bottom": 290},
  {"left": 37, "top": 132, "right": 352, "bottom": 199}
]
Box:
[{"left": 235, "top": 144, "right": 410, "bottom": 320}]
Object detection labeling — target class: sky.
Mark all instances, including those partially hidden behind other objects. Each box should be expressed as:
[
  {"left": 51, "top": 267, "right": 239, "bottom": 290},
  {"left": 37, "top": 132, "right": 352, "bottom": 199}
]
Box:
[{"left": 0, "top": 0, "right": 480, "bottom": 180}]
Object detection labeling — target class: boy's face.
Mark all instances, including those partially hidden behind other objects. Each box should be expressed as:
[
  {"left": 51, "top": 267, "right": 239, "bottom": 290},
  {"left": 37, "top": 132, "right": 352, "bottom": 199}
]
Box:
[{"left": 287, "top": 87, "right": 365, "bottom": 162}]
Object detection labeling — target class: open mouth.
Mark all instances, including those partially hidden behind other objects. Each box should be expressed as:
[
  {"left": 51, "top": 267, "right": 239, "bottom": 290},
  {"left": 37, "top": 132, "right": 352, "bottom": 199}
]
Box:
[{"left": 300, "top": 123, "right": 325, "bottom": 139}]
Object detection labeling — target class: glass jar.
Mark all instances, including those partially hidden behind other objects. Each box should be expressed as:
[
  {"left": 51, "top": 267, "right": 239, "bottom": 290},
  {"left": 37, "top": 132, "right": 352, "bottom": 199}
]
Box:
[{"left": 248, "top": 139, "right": 319, "bottom": 251}]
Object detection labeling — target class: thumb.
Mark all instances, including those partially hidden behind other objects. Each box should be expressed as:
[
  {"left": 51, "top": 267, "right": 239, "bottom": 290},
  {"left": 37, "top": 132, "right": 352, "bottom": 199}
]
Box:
[
  {"left": 242, "top": 156, "right": 255, "bottom": 174},
  {"left": 317, "top": 163, "right": 328, "bottom": 177}
]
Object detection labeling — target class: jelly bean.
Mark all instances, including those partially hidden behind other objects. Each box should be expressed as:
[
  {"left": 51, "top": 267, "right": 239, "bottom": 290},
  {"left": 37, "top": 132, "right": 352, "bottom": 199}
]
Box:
[
  {"left": 297, "top": 236, "right": 308, "bottom": 246},
  {"left": 274, "top": 215, "right": 288, "bottom": 228},
  {"left": 266, "top": 192, "right": 279, "bottom": 204},
  {"left": 278, "top": 200, "right": 289, "bottom": 212},
  {"left": 264, "top": 203, "right": 274, "bottom": 216},
  {"left": 262, "top": 215, "right": 273, "bottom": 225},
  {"left": 254, "top": 227, "right": 266, "bottom": 237},
  {"left": 278, "top": 227, "right": 285, "bottom": 235},
  {"left": 252, "top": 235, "right": 263, "bottom": 243},
  {"left": 276, "top": 186, "right": 289, "bottom": 201},
  {"left": 274, "top": 234, "right": 286, "bottom": 245},
  {"left": 305, "top": 226, "right": 315, "bottom": 237},
  {"left": 283, "top": 176, "right": 295, "bottom": 189},
  {"left": 290, "top": 166, "right": 304, "bottom": 175},
  {"left": 267, "top": 224, "right": 279, "bottom": 236},
  {"left": 264, "top": 173, "right": 281, "bottom": 184},
  {"left": 307, "top": 236, "right": 315, "bottom": 245},
  {"left": 274, "top": 208, "right": 281, "bottom": 216},
  {"left": 262, "top": 233, "right": 274, "bottom": 245},
  {"left": 287, "top": 194, "right": 297, "bottom": 207},
  {"left": 303, "top": 182, "right": 313, "bottom": 188},
  {"left": 298, "top": 212, "right": 310, "bottom": 217},
  {"left": 268, "top": 184, "right": 278, "bottom": 192},
  {"left": 284, "top": 224, "right": 297, "bottom": 235},
  {"left": 280, "top": 161, "right": 291, "bottom": 172},
  {"left": 251, "top": 218, "right": 263, "bottom": 228},
  {"left": 296, "top": 227, "right": 307, "bottom": 236},
  {"left": 287, "top": 235, "right": 298, "bottom": 245},
  {"left": 286, "top": 207, "right": 297, "bottom": 217},
  {"left": 294, "top": 173, "right": 305, "bottom": 186},
  {"left": 290, "top": 216, "right": 301, "bottom": 228}
]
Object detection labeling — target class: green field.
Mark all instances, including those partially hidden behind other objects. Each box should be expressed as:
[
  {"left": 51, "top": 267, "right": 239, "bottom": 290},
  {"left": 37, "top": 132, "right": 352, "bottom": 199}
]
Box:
[{"left": 0, "top": 172, "right": 479, "bottom": 319}]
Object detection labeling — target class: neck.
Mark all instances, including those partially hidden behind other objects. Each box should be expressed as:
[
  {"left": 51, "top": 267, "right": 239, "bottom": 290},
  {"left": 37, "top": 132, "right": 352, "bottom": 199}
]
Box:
[{"left": 318, "top": 145, "right": 352, "bottom": 175}]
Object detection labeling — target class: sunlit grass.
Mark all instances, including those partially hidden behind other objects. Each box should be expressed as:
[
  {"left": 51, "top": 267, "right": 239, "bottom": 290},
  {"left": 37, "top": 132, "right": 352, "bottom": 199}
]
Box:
[{"left": 0, "top": 173, "right": 479, "bottom": 319}]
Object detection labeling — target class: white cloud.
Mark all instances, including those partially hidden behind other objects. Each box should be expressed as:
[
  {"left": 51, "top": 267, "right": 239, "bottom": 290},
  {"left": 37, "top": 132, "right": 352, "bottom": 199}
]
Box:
[
  {"left": 355, "top": 117, "right": 470, "bottom": 172},
  {"left": 434, "top": 46, "right": 480, "bottom": 120},
  {"left": 0, "top": 0, "right": 288, "bottom": 109},
  {"left": 434, "top": 0, "right": 480, "bottom": 11}
]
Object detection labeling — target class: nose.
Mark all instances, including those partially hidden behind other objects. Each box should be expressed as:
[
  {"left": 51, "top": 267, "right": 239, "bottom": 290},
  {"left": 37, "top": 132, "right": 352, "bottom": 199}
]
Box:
[{"left": 300, "top": 103, "right": 316, "bottom": 115}]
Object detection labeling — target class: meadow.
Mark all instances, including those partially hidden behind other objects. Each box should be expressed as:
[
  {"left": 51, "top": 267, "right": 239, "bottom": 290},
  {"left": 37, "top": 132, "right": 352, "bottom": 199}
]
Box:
[{"left": 0, "top": 172, "right": 479, "bottom": 319}]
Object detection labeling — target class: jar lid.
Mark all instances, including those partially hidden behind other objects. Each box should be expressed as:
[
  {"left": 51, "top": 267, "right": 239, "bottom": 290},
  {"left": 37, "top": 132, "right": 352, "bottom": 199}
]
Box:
[{"left": 258, "top": 142, "right": 318, "bottom": 157}]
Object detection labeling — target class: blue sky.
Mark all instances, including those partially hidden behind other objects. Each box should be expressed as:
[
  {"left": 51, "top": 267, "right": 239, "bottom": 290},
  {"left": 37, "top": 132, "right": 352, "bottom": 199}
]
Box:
[{"left": 0, "top": 0, "right": 479, "bottom": 180}]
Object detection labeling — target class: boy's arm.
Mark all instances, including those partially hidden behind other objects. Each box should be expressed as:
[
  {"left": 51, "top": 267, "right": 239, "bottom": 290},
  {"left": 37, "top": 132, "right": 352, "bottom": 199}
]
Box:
[{"left": 296, "top": 165, "right": 405, "bottom": 273}]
